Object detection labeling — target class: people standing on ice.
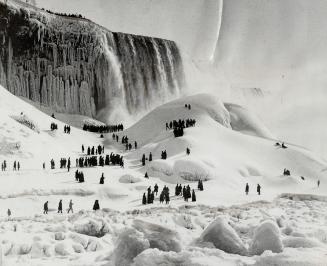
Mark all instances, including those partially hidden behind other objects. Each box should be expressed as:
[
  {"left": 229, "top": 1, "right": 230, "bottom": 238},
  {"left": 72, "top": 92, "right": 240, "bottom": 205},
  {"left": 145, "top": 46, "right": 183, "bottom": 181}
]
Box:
[
  {"left": 144, "top": 172, "right": 149, "bottom": 178},
  {"left": 159, "top": 192, "right": 164, "bottom": 203},
  {"left": 186, "top": 147, "right": 190, "bottom": 155},
  {"left": 43, "top": 201, "right": 49, "bottom": 214},
  {"left": 188, "top": 104, "right": 191, "bottom": 110},
  {"left": 58, "top": 200, "right": 63, "bottom": 213},
  {"left": 7, "top": 209, "right": 11, "bottom": 219},
  {"left": 67, "top": 158, "right": 71, "bottom": 172},
  {"left": 99, "top": 173, "right": 105, "bottom": 184},
  {"left": 17, "top": 161, "right": 20, "bottom": 171},
  {"left": 165, "top": 191, "right": 170, "bottom": 204},
  {"left": 149, "top": 152, "right": 152, "bottom": 162},
  {"left": 192, "top": 189, "right": 196, "bottom": 202},
  {"left": 154, "top": 184, "right": 158, "bottom": 195},
  {"left": 142, "top": 154, "right": 146, "bottom": 166},
  {"left": 82, "top": 145, "right": 84, "bottom": 153},
  {"left": 67, "top": 200, "right": 73, "bottom": 213},
  {"left": 147, "top": 187, "right": 152, "bottom": 204},
  {"left": 257, "top": 184, "right": 261, "bottom": 195},
  {"left": 13, "top": 161, "right": 16, "bottom": 171},
  {"left": 198, "top": 180, "right": 204, "bottom": 191},
  {"left": 318, "top": 180, "right": 320, "bottom": 187},
  {"left": 43, "top": 162, "right": 45, "bottom": 169},
  {"left": 134, "top": 141, "right": 138, "bottom": 149},
  {"left": 245, "top": 183, "right": 249, "bottom": 195},
  {"left": 93, "top": 200, "right": 100, "bottom": 211},
  {"left": 142, "top": 193, "right": 147, "bottom": 205}
]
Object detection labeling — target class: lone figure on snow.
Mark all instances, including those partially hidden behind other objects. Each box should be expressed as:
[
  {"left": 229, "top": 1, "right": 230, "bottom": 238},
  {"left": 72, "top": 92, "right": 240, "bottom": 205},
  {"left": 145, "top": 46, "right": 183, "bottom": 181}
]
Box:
[
  {"left": 43, "top": 201, "right": 49, "bottom": 214},
  {"left": 245, "top": 183, "right": 249, "bottom": 195},
  {"left": 67, "top": 200, "right": 73, "bottom": 213},
  {"left": 257, "top": 184, "right": 261, "bottom": 195},
  {"left": 93, "top": 200, "right": 100, "bottom": 211}
]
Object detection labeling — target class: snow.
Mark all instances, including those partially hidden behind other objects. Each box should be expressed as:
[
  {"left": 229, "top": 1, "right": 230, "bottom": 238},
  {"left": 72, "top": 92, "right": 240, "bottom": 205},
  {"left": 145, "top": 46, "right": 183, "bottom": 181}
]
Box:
[
  {"left": 0, "top": 84, "right": 326, "bottom": 265},
  {"left": 198, "top": 216, "right": 247, "bottom": 255},
  {"left": 250, "top": 220, "right": 283, "bottom": 255}
]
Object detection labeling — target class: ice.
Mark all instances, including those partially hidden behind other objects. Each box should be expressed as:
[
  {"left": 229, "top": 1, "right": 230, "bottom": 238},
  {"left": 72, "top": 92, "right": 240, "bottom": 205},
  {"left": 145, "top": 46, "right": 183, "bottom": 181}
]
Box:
[
  {"left": 119, "top": 174, "right": 141, "bottom": 184},
  {"left": 73, "top": 218, "right": 111, "bottom": 237},
  {"left": 250, "top": 220, "right": 283, "bottom": 255},
  {"left": 133, "top": 220, "right": 182, "bottom": 252},
  {"left": 111, "top": 228, "right": 150, "bottom": 266},
  {"left": 198, "top": 217, "right": 247, "bottom": 255}
]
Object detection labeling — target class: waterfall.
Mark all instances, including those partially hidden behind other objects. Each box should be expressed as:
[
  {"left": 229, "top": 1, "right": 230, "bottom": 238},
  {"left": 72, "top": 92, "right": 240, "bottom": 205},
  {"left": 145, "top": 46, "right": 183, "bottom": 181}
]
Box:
[{"left": 0, "top": 2, "right": 185, "bottom": 122}]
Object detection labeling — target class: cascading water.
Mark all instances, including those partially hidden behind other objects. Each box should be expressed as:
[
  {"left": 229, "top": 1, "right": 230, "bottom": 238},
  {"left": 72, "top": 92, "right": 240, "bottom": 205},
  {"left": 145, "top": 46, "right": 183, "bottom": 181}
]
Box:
[{"left": 0, "top": 1, "right": 185, "bottom": 122}]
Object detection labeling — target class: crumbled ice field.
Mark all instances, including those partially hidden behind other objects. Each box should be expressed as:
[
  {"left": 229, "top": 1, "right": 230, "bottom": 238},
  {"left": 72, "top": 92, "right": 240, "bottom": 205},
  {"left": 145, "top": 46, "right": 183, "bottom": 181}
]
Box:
[{"left": 0, "top": 85, "right": 326, "bottom": 265}]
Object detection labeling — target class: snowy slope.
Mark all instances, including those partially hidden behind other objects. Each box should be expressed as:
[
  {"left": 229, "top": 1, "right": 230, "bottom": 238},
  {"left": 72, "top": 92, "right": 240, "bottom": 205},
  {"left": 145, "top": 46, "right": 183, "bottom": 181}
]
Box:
[{"left": 0, "top": 85, "right": 327, "bottom": 265}]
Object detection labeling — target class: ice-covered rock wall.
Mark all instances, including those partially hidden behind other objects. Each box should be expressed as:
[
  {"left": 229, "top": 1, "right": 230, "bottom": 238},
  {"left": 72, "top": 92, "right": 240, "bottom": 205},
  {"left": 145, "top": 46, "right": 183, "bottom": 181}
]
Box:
[{"left": 0, "top": 1, "right": 184, "bottom": 119}]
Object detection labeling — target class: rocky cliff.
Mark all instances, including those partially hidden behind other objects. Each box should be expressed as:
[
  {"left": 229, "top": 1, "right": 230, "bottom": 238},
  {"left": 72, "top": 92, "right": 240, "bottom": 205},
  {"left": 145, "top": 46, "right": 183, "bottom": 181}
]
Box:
[{"left": 0, "top": 1, "right": 184, "bottom": 120}]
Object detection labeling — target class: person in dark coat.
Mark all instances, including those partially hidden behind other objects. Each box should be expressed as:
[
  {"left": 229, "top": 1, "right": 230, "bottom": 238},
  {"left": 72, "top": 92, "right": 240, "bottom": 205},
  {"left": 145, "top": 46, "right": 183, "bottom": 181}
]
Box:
[
  {"left": 245, "top": 183, "right": 249, "bottom": 195},
  {"left": 186, "top": 147, "right": 190, "bottom": 155},
  {"left": 142, "top": 193, "right": 147, "bottom": 205},
  {"left": 134, "top": 141, "right": 138, "bottom": 149},
  {"left": 58, "top": 200, "right": 63, "bottom": 213},
  {"left": 257, "top": 184, "right": 261, "bottom": 195},
  {"left": 144, "top": 172, "right": 149, "bottom": 178},
  {"left": 93, "top": 200, "right": 100, "bottom": 211},
  {"left": 43, "top": 201, "right": 49, "bottom": 214},
  {"left": 192, "top": 189, "right": 196, "bottom": 202},
  {"left": 100, "top": 173, "right": 105, "bottom": 184},
  {"left": 149, "top": 152, "right": 152, "bottom": 162},
  {"left": 318, "top": 180, "right": 320, "bottom": 187},
  {"left": 142, "top": 154, "right": 146, "bottom": 166},
  {"left": 154, "top": 183, "right": 158, "bottom": 195},
  {"left": 159, "top": 192, "right": 164, "bottom": 203}
]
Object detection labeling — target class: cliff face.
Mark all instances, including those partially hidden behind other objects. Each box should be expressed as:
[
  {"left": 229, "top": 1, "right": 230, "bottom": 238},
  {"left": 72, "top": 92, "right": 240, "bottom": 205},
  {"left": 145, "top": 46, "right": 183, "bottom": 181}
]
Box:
[{"left": 0, "top": 1, "right": 184, "bottom": 120}]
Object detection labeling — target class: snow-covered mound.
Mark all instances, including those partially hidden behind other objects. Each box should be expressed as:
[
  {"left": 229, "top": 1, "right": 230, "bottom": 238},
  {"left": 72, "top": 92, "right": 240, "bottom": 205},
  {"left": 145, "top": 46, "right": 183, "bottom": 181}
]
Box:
[
  {"left": 115, "top": 92, "right": 327, "bottom": 204},
  {"left": 198, "top": 217, "right": 247, "bottom": 255},
  {"left": 250, "top": 220, "right": 283, "bottom": 255}
]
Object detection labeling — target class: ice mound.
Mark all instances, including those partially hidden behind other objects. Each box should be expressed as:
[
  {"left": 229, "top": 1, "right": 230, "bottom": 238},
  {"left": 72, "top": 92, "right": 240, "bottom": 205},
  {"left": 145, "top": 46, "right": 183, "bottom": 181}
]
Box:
[
  {"left": 119, "top": 174, "right": 142, "bottom": 183},
  {"left": 283, "top": 236, "right": 324, "bottom": 248},
  {"left": 173, "top": 158, "right": 212, "bottom": 181},
  {"left": 73, "top": 218, "right": 111, "bottom": 237},
  {"left": 133, "top": 220, "right": 182, "bottom": 252},
  {"left": 250, "top": 220, "right": 283, "bottom": 255},
  {"left": 112, "top": 228, "right": 150, "bottom": 266},
  {"left": 198, "top": 217, "right": 247, "bottom": 255}
]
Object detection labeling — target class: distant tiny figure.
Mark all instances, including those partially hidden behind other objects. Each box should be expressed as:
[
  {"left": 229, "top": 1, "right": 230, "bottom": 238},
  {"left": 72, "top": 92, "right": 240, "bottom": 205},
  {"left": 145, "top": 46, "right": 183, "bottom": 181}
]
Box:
[
  {"left": 43, "top": 162, "right": 45, "bottom": 169},
  {"left": 142, "top": 193, "right": 147, "bottom": 205},
  {"left": 188, "top": 104, "right": 191, "bottom": 110},
  {"left": 257, "top": 184, "right": 261, "bottom": 195},
  {"left": 142, "top": 154, "right": 146, "bottom": 166},
  {"left": 186, "top": 147, "right": 190, "bottom": 155},
  {"left": 58, "top": 200, "right": 63, "bottom": 213},
  {"left": 93, "top": 200, "right": 100, "bottom": 211},
  {"left": 192, "top": 189, "right": 196, "bottom": 202},
  {"left": 144, "top": 172, "right": 149, "bottom": 178},
  {"left": 67, "top": 200, "right": 73, "bottom": 213},
  {"left": 245, "top": 183, "right": 249, "bottom": 195},
  {"left": 7, "top": 208, "right": 11, "bottom": 219},
  {"left": 301, "top": 176, "right": 305, "bottom": 181},
  {"left": 43, "top": 201, "right": 49, "bottom": 214},
  {"left": 51, "top": 113, "right": 55, "bottom": 119},
  {"left": 100, "top": 173, "right": 105, "bottom": 184},
  {"left": 134, "top": 141, "right": 138, "bottom": 149},
  {"left": 318, "top": 180, "right": 320, "bottom": 187},
  {"left": 17, "top": 162, "right": 20, "bottom": 171},
  {"left": 82, "top": 145, "right": 84, "bottom": 153},
  {"left": 281, "top": 142, "right": 287, "bottom": 149},
  {"left": 275, "top": 142, "right": 281, "bottom": 147},
  {"left": 149, "top": 152, "right": 152, "bottom": 162}
]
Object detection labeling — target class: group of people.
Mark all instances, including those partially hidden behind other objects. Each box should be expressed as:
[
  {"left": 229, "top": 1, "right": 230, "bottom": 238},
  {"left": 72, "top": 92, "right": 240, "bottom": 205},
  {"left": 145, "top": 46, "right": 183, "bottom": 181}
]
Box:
[
  {"left": 64, "top": 125, "right": 71, "bottom": 134},
  {"left": 50, "top": 122, "right": 58, "bottom": 131},
  {"left": 75, "top": 170, "right": 85, "bottom": 182},
  {"left": 165, "top": 118, "right": 197, "bottom": 131},
  {"left": 82, "top": 145, "right": 105, "bottom": 156},
  {"left": 60, "top": 157, "right": 71, "bottom": 170},
  {"left": 43, "top": 200, "right": 74, "bottom": 214},
  {"left": 275, "top": 142, "right": 287, "bottom": 149},
  {"left": 161, "top": 150, "right": 167, "bottom": 160},
  {"left": 245, "top": 183, "right": 261, "bottom": 195},
  {"left": 283, "top": 168, "right": 291, "bottom": 176},
  {"left": 184, "top": 104, "right": 191, "bottom": 110},
  {"left": 1, "top": 160, "right": 20, "bottom": 171},
  {"left": 83, "top": 124, "right": 124, "bottom": 133},
  {"left": 175, "top": 184, "right": 197, "bottom": 202}
]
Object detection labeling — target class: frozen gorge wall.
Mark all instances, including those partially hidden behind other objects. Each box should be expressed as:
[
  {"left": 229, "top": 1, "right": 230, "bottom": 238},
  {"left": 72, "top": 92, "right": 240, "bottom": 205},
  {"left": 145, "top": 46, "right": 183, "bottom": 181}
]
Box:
[{"left": 0, "top": 2, "right": 184, "bottom": 119}]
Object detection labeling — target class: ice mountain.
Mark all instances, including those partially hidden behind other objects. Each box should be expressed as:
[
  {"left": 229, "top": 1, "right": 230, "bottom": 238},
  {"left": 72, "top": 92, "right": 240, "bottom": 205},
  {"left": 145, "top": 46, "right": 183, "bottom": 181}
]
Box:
[{"left": 0, "top": 0, "right": 185, "bottom": 122}]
